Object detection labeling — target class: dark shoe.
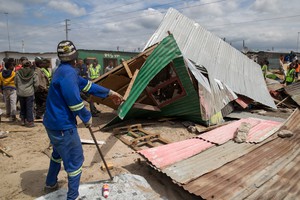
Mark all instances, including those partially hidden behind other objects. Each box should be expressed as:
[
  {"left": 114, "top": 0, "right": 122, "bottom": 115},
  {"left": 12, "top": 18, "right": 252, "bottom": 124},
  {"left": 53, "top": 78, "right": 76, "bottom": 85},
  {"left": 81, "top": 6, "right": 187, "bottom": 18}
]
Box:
[
  {"left": 26, "top": 122, "right": 35, "bottom": 127},
  {"left": 44, "top": 182, "right": 59, "bottom": 194}
]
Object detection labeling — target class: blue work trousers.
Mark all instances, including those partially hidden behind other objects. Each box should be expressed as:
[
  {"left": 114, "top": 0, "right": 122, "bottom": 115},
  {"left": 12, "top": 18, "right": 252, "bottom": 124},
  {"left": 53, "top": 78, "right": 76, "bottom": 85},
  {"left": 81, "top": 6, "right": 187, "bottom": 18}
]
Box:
[{"left": 45, "top": 127, "right": 84, "bottom": 200}]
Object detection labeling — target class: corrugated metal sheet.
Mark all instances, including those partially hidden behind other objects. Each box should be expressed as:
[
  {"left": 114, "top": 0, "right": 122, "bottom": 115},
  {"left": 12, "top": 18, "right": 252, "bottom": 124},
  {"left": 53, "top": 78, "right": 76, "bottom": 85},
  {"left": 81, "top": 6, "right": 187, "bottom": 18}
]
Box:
[
  {"left": 118, "top": 35, "right": 206, "bottom": 124},
  {"left": 186, "top": 58, "right": 237, "bottom": 121},
  {"left": 285, "top": 81, "right": 300, "bottom": 105},
  {"left": 196, "top": 118, "right": 281, "bottom": 144},
  {"left": 138, "top": 138, "right": 214, "bottom": 169},
  {"left": 183, "top": 132, "right": 300, "bottom": 200},
  {"left": 225, "top": 111, "right": 286, "bottom": 122},
  {"left": 162, "top": 140, "right": 267, "bottom": 185},
  {"left": 197, "top": 118, "right": 261, "bottom": 144},
  {"left": 139, "top": 109, "right": 300, "bottom": 199},
  {"left": 144, "top": 8, "right": 276, "bottom": 112},
  {"left": 246, "top": 120, "right": 281, "bottom": 143},
  {"left": 279, "top": 108, "right": 300, "bottom": 132}
]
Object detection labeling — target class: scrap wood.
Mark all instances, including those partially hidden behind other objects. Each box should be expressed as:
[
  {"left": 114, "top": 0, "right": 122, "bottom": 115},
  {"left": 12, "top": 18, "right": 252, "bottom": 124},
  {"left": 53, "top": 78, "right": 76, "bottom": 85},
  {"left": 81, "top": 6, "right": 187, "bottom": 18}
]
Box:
[
  {"left": 80, "top": 139, "right": 105, "bottom": 145},
  {"left": 0, "top": 145, "right": 12, "bottom": 157},
  {"left": 274, "top": 99, "right": 293, "bottom": 109},
  {"left": 195, "top": 121, "right": 232, "bottom": 134},
  {"left": 122, "top": 60, "right": 133, "bottom": 78},
  {"left": 276, "top": 96, "right": 289, "bottom": 106},
  {"left": 123, "top": 69, "right": 139, "bottom": 101},
  {"left": 113, "top": 124, "right": 170, "bottom": 151}
]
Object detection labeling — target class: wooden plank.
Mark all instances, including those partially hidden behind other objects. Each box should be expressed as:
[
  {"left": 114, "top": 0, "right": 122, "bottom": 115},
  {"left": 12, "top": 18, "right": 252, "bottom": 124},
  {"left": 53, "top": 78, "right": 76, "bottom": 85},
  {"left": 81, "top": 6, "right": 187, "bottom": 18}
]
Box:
[
  {"left": 123, "top": 69, "right": 139, "bottom": 101},
  {"left": 80, "top": 139, "right": 105, "bottom": 145},
  {"left": 0, "top": 146, "right": 12, "bottom": 157},
  {"left": 122, "top": 60, "right": 133, "bottom": 78},
  {"left": 276, "top": 96, "right": 289, "bottom": 106}
]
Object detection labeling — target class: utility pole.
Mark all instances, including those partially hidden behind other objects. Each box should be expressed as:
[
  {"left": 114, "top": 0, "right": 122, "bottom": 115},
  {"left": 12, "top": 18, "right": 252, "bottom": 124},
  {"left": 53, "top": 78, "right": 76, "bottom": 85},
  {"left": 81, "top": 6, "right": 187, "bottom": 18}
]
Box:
[
  {"left": 65, "top": 19, "right": 71, "bottom": 40},
  {"left": 297, "top": 32, "right": 300, "bottom": 53},
  {"left": 4, "top": 12, "right": 11, "bottom": 51},
  {"left": 22, "top": 40, "right": 25, "bottom": 53}
]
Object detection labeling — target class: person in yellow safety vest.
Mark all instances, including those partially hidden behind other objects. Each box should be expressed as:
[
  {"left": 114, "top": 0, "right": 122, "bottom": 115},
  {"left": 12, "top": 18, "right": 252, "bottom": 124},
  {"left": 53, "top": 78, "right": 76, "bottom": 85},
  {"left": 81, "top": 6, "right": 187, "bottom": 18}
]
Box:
[
  {"left": 88, "top": 59, "right": 101, "bottom": 80},
  {"left": 87, "top": 59, "right": 102, "bottom": 116},
  {"left": 285, "top": 62, "right": 296, "bottom": 85},
  {"left": 261, "top": 60, "right": 269, "bottom": 79},
  {"left": 40, "top": 59, "right": 52, "bottom": 84}
]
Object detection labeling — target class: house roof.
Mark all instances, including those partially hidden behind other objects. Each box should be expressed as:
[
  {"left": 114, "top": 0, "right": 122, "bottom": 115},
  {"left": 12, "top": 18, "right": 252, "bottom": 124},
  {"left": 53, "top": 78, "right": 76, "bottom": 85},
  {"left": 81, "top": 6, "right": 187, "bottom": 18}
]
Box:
[{"left": 144, "top": 8, "right": 276, "bottom": 111}]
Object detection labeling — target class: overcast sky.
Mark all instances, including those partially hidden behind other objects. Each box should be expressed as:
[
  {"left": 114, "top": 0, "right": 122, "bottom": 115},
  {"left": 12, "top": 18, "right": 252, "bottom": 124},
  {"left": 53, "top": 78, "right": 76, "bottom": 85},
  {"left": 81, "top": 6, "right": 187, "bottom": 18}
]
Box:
[{"left": 0, "top": 0, "right": 300, "bottom": 53}]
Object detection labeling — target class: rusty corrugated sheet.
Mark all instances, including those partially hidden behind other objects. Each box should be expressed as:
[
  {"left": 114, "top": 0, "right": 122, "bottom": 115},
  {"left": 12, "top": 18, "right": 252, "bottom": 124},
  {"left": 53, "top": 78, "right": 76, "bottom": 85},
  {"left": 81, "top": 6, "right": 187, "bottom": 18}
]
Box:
[
  {"left": 284, "top": 82, "right": 300, "bottom": 106},
  {"left": 183, "top": 134, "right": 300, "bottom": 199},
  {"left": 225, "top": 111, "right": 286, "bottom": 122},
  {"left": 140, "top": 109, "right": 299, "bottom": 199},
  {"left": 138, "top": 138, "right": 214, "bottom": 169},
  {"left": 162, "top": 140, "right": 267, "bottom": 185},
  {"left": 279, "top": 108, "right": 300, "bottom": 132},
  {"left": 181, "top": 108, "right": 300, "bottom": 199}
]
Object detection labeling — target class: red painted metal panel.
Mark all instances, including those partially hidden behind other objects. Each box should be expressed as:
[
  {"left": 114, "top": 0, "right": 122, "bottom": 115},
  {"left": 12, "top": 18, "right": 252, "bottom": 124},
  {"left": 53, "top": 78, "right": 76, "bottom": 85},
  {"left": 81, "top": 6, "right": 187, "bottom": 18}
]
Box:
[
  {"left": 138, "top": 138, "right": 214, "bottom": 168},
  {"left": 197, "top": 118, "right": 261, "bottom": 144},
  {"left": 246, "top": 120, "right": 282, "bottom": 143}
]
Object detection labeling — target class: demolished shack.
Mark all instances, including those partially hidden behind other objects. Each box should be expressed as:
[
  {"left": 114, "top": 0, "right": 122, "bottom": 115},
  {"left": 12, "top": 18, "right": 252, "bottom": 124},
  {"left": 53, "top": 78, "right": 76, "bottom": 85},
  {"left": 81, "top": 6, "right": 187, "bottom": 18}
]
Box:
[{"left": 92, "top": 8, "right": 276, "bottom": 126}]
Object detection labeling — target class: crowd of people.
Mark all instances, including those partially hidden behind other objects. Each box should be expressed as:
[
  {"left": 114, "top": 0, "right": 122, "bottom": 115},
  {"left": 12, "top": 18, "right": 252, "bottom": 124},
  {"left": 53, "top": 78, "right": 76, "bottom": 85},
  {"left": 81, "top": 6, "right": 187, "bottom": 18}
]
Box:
[
  {"left": 0, "top": 53, "right": 116, "bottom": 126},
  {"left": 0, "top": 57, "right": 48, "bottom": 127},
  {"left": 260, "top": 51, "right": 300, "bottom": 85},
  {"left": 1, "top": 40, "right": 122, "bottom": 200}
]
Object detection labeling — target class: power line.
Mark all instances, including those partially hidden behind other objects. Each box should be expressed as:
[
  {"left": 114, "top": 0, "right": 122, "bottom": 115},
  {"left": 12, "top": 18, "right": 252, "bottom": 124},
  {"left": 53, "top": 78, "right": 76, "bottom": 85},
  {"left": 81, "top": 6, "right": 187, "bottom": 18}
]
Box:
[
  {"left": 71, "top": 0, "right": 228, "bottom": 31},
  {"left": 206, "top": 14, "right": 300, "bottom": 28}
]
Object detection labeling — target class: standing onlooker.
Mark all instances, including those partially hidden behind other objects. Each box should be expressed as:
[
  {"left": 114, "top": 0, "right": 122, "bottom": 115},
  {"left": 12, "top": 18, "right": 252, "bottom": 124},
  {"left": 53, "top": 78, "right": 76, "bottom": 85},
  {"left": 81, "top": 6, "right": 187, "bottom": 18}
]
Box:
[
  {"left": 15, "top": 56, "right": 28, "bottom": 71},
  {"left": 76, "top": 58, "right": 88, "bottom": 78},
  {"left": 285, "top": 62, "right": 296, "bottom": 85},
  {"left": 261, "top": 60, "right": 269, "bottom": 78},
  {"left": 0, "top": 58, "right": 17, "bottom": 121},
  {"left": 43, "top": 40, "right": 122, "bottom": 199},
  {"left": 87, "top": 59, "right": 102, "bottom": 116},
  {"left": 88, "top": 59, "right": 101, "bottom": 80},
  {"left": 295, "top": 60, "right": 300, "bottom": 80},
  {"left": 34, "top": 57, "right": 51, "bottom": 119},
  {"left": 105, "top": 61, "right": 114, "bottom": 73},
  {"left": 15, "top": 60, "right": 39, "bottom": 127}
]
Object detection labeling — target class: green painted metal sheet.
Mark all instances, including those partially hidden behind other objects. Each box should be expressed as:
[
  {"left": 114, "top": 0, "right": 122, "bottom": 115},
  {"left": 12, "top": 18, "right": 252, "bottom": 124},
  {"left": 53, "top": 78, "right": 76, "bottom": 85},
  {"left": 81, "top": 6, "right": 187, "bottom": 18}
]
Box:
[{"left": 117, "top": 35, "right": 206, "bottom": 124}]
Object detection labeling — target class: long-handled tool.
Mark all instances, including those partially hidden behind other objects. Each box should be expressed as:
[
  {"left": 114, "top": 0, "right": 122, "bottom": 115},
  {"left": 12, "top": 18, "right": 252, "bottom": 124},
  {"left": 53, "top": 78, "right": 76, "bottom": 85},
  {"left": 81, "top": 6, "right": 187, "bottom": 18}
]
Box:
[{"left": 88, "top": 126, "right": 113, "bottom": 181}]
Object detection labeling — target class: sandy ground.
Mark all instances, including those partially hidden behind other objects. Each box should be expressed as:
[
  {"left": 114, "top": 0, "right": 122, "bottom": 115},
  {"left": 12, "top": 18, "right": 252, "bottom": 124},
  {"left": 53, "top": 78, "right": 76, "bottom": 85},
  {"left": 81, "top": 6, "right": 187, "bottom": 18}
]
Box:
[{"left": 0, "top": 100, "right": 199, "bottom": 200}]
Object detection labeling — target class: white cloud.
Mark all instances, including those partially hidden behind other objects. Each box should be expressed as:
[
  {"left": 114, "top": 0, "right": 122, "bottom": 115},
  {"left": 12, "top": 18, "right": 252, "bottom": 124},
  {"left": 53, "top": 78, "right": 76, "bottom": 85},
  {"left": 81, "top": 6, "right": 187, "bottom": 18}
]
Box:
[
  {"left": 0, "top": 0, "right": 24, "bottom": 14},
  {"left": 1, "top": 0, "right": 300, "bottom": 53},
  {"left": 47, "top": 0, "right": 86, "bottom": 16},
  {"left": 252, "top": 0, "right": 281, "bottom": 13}
]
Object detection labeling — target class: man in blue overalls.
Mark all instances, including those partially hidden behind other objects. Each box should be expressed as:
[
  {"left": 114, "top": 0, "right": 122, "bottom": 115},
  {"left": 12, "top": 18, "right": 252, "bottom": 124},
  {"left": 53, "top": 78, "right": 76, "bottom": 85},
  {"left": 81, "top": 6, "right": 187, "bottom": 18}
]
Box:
[{"left": 43, "top": 40, "right": 122, "bottom": 200}]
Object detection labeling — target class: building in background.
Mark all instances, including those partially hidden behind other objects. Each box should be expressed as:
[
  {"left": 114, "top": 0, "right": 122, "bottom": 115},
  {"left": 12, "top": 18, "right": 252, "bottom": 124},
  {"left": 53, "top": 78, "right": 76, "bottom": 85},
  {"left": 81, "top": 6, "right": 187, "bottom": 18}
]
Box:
[
  {"left": 0, "top": 50, "right": 139, "bottom": 74},
  {"left": 77, "top": 50, "right": 138, "bottom": 75}
]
